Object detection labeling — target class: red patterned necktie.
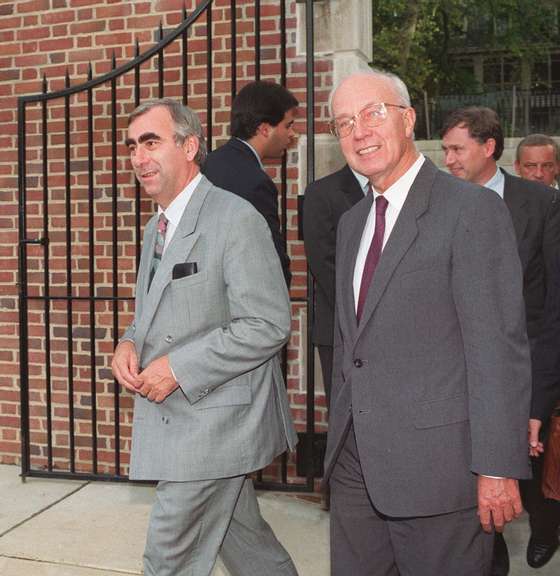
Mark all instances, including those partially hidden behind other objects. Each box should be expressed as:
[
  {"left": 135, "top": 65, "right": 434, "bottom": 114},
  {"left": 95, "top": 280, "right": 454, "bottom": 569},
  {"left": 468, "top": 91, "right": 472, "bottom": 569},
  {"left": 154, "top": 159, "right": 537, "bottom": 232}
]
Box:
[
  {"left": 148, "top": 213, "right": 168, "bottom": 291},
  {"left": 356, "top": 195, "right": 388, "bottom": 322}
]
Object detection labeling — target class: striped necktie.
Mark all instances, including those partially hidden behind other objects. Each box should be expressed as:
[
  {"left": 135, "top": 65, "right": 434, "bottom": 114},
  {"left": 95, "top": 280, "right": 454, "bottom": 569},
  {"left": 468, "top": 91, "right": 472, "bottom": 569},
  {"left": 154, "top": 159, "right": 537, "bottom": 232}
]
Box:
[{"left": 148, "top": 213, "right": 168, "bottom": 291}]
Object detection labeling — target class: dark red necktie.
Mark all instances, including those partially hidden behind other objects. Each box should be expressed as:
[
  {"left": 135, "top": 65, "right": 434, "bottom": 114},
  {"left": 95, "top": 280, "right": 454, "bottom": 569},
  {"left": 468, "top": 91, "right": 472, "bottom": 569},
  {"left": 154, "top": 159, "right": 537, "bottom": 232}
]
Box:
[{"left": 356, "top": 194, "right": 388, "bottom": 322}]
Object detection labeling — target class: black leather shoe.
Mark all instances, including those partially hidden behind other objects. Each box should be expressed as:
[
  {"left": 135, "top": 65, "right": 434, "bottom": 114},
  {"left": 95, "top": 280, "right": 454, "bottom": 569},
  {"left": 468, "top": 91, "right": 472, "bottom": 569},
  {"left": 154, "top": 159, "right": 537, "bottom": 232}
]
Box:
[
  {"left": 491, "top": 532, "right": 509, "bottom": 576},
  {"left": 526, "top": 536, "right": 559, "bottom": 568}
]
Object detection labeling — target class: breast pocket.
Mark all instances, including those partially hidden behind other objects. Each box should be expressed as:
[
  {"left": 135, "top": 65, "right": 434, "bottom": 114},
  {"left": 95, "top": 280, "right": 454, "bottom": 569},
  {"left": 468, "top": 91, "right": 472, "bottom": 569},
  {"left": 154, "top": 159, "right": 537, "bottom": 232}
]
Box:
[{"left": 170, "top": 269, "right": 208, "bottom": 329}]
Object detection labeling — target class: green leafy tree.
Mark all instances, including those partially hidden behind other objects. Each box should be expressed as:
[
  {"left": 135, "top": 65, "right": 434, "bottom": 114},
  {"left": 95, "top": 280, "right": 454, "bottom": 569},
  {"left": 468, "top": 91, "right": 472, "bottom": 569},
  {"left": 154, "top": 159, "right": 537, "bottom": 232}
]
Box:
[{"left": 372, "top": 0, "right": 560, "bottom": 100}]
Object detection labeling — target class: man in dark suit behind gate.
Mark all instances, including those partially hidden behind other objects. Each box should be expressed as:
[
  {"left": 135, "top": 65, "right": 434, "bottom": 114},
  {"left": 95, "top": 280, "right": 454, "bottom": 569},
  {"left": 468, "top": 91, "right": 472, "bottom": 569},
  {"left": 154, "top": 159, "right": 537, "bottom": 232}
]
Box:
[
  {"left": 111, "top": 98, "right": 299, "bottom": 576},
  {"left": 324, "top": 70, "right": 531, "bottom": 576},
  {"left": 303, "top": 165, "right": 366, "bottom": 404},
  {"left": 442, "top": 108, "right": 560, "bottom": 575},
  {"left": 203, "top": 81, "right": 298, "bottom": 287}
]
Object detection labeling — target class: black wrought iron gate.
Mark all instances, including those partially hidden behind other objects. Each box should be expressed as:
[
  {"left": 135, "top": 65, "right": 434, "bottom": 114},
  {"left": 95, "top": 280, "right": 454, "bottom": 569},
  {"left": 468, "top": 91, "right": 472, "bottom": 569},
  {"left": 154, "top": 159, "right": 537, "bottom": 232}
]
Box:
[{"left": 17, "top": 0, "right": 319, "bottom": 491}]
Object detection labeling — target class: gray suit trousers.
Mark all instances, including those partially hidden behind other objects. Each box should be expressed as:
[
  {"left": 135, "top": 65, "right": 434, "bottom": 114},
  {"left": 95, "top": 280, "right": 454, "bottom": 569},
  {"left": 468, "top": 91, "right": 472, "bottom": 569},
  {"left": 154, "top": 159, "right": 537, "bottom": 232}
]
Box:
[
  {"left": 144, "top": 476, "right": 298, "bottom": 576},
  {"left": 330, "top": 425, "right": 493, "bottom": 576}
]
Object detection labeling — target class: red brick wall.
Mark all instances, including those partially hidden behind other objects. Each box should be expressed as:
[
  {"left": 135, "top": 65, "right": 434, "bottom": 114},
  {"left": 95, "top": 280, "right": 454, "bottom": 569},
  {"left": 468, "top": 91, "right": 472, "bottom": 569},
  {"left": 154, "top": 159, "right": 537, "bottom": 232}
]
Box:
[{"left": 0, "top": 0, "right": 331, "bottom": 482}]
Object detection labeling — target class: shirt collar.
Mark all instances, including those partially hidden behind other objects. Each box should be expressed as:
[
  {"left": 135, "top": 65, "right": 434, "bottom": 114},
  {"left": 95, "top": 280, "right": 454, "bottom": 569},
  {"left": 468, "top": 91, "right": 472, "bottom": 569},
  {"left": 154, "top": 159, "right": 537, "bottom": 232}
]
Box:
[
  {"left": 158, "top": 172, "right": 203, "bottom": 225},
  {"left": 371, "top": 154, "right": 426, "bottom": 210},
  {"left": 483, "top": 167, "right": 505, "bottom": 199},
  {"left": 351, "top": 168, "right": 370, "bottom": 195},
  {"left": 237, "top": 138, "right": 264, "bottom": 170}
]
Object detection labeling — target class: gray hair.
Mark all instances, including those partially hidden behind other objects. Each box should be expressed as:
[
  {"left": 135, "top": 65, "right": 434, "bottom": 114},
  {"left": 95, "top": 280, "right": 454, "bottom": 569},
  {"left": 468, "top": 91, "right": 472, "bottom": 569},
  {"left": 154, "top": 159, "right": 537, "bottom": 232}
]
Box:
[
  {"left": 328, "top": 68, "right": 412, "bottom": 116},
  {"left": 516, "top": 133, "right": 560, "bottom": 163},
  {"left": 128, "top": 98, "right": 207, "bottom": 166}
]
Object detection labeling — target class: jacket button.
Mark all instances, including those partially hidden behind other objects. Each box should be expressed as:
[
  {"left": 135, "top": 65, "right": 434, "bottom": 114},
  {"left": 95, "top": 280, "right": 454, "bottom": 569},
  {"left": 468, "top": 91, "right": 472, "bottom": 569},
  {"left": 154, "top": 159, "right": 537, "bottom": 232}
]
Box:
[
  {"left": 354, "top": 358, "right": 363, "bottom": 368},
  {"left": 165, "top": 335, "right": 173, "bottom": 343}
]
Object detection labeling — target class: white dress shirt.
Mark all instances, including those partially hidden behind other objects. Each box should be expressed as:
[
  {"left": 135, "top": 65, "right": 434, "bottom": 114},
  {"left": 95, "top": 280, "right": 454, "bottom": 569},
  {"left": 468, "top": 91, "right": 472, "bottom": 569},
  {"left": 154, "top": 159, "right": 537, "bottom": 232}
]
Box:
[
  {"left": 158, "top": 172, "right": 203, "bottom": 255},
  {"left": 483, "top": 167, "right": 505, "bottom": 199},
  {"left": 353, "top": 155, "right": 425, "bottom": 311},
  {"left": 351, "top": 168, "right": 370, "bottom": 196}
]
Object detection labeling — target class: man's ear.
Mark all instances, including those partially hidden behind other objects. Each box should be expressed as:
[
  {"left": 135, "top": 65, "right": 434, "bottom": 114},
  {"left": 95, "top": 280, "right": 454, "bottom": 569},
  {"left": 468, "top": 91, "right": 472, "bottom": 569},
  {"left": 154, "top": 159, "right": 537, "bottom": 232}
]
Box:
[
  {"left": 183, "top": 136, "right": 199, "bottom": 162},
  {"left": 256, "top": 122, "right": 271, "bottom": 138},
  {"left": 403, "top": 107, "right": 416, "bottom": 139},
  {"left": 513, "top": 160, "right": 521, "bottom": 176},
  {"left": 484, "top": 138, "right": 497, "bottom": 159}
]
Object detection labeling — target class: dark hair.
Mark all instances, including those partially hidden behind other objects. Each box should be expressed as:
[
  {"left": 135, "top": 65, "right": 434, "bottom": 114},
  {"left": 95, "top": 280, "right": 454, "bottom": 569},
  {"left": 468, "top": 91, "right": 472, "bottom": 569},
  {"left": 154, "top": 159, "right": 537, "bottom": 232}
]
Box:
[
  {"left": 128, "top": 98, "right": 207, "bottom": 166},
  {"left": 516, "top": 133, "right": 560, "bottom": 163},
  {"left": 441, "top": 106, "right": 504, "bottom": 161},
  {"left": 230, "top": 81, "right": 299, "bottom": 140}
]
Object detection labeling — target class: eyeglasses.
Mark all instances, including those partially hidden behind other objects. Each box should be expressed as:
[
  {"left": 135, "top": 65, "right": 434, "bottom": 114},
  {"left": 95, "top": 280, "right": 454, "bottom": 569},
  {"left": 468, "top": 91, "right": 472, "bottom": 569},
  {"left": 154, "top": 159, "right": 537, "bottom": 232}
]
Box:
[{"left": 329, "top": 102, "right": 408, "bottom": 139}]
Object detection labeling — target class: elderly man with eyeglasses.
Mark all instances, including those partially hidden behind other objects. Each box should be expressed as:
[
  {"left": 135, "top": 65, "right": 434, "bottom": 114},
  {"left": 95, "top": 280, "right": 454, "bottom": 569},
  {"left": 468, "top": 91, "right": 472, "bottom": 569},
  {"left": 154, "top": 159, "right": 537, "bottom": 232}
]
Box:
[{"left": 321, "top": 70, "right": 532, "bottom": 576}]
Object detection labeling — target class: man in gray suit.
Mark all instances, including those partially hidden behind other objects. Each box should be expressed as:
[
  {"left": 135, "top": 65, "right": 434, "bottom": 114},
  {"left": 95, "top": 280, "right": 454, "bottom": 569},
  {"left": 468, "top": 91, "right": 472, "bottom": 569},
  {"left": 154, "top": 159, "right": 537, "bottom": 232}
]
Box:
[
  {"left": 442, "top": 110, "right": 560, "bottom": 574},
  {"left": 324, "top": 70, "right": 531, "bottom": 575},
  {"left": 112, "top": 98, "right": 299, "bottom": 576}
]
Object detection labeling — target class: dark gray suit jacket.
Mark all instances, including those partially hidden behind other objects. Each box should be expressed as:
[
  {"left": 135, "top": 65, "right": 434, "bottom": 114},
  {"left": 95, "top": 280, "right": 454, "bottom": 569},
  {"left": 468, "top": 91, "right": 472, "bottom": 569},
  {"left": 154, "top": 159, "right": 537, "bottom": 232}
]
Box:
[
  {"left": 502, "top": 170, "right": 560, "bottom": 422},
  {"left": 324, "top": 159, "right": 531, "bottom": 518},
  {"left": 303, "top": 165, "right": 365, "bottom": 346}
]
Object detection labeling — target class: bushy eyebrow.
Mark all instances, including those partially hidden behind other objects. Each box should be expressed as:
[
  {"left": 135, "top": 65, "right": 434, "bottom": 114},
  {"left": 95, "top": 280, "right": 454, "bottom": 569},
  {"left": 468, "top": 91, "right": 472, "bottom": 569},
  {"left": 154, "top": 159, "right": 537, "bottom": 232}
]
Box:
[{"left": 124, "top": 132, "right": 162, "bottom": 147}]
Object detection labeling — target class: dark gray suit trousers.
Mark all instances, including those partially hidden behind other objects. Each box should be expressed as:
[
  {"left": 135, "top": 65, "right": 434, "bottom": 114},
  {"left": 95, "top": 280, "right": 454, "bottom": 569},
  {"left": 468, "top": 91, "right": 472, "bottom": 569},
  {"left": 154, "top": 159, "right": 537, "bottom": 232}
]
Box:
[{"left": 330, "top": 424, "right": 494, "bottom": 576}]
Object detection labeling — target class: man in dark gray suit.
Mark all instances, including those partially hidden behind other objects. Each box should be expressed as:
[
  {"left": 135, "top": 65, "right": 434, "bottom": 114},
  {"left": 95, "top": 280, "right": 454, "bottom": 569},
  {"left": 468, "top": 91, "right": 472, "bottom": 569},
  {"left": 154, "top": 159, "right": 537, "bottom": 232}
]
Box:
[
  {"left": 303, "top": 165, "right": 366, "bottom": 404},
  {"left": 442, "top": 109, "right": 560, "bottom": 574},
  {"left": 324, "top": 70, "right": 531, "bottom": 576},
  {"left": 203, "top": 81, "right": 299, "bottom": 286},
  {"left": 112, "top": 99, "right": 298, "bottom": 576}
]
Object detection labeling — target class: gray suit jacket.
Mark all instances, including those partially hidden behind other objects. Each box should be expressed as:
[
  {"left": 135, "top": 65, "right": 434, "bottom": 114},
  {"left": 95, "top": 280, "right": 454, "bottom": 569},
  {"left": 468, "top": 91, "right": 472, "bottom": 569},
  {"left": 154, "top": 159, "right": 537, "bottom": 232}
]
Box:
[
  {"left": 122, "top": 175, "right": 297, "bottom": 481},
  {"left": 324, "top": 159, "right": 532, "bottom": 518}
]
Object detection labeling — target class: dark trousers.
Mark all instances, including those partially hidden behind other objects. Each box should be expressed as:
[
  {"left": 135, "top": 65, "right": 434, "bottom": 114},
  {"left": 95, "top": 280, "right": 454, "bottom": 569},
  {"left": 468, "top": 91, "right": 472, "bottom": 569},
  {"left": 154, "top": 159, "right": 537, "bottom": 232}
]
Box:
[
  {"left": 330, "top": 424, "right": 493, "bottom": 576},
  {"left": 317, "top": 344, "right": 333, "bottom": 408},
  {"left": 520, "top": 455, "right": 560, "bottom": 543}
]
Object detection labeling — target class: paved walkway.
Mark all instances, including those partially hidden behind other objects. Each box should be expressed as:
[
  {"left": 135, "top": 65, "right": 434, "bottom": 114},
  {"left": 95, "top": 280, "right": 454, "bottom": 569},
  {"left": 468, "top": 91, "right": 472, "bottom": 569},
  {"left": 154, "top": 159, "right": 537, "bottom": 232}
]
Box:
[{"left": 0, "top": 464, "right": 558, "bottom": 575}]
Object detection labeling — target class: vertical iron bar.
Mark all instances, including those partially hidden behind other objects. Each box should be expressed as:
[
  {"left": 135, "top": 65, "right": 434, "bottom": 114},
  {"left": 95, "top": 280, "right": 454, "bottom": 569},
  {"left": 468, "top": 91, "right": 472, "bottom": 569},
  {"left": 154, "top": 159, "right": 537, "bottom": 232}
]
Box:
[
  {"left": 134, "top": 41, "right": 142, "bottom": 266},
  {"left": 110, "top": 54, "right": 121, "bottom": 474},
  {"left": 41, "top": 77, "right": 53, "bottom": 472},
  {"left": 64, "top": 71, "right": 76, "bottom": 474},
  {"left": 304, "top": 0, "right": 316, "bottom": 492},
  {"left": 254, "top": 0, "right": 260, "bottom": 81},
  {"left": 230, "top": 0, "right": 237, "bottom": 99},
  {"left": 182, "top": 7, "right": 189, "bottom": 106},
  {"left": 206, "top": 4, "right": 213, "bottom": 150},
  {"left": 18, "top": 98, "right": 30, "bottom": 479},
  {"left": 87, "top": 64, "right": 98, "bottom": 475},
  {"left": 279, "top": 0, "right": 288, "bottom": 485},
  {"left": 158, "top": 23, "right": 164, "bottom": 99}
]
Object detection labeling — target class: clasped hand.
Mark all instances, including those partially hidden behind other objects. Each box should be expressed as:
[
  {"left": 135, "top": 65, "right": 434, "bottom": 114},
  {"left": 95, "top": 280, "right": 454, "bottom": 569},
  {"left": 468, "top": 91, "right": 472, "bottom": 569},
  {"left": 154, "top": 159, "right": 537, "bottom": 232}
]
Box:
[{"left": 111, "top": 340, "right": 178, "bottom": 403}]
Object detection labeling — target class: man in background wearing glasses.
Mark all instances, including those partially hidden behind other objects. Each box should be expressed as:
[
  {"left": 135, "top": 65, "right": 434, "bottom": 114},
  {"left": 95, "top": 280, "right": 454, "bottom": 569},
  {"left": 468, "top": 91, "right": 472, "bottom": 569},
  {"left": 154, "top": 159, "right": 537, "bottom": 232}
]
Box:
[{"left": 322, "top": 70, "right": 531, "bottom": 576}]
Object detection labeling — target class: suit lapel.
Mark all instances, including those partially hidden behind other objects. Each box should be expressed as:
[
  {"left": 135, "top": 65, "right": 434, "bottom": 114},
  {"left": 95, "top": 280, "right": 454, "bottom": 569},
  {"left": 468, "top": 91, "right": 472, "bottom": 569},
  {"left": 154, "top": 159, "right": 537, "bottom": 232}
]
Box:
[
  {"left": 354, "top": 159, "right": 435, "bottom": 342},
  {"left": 502, "top": 170, "right": 528, "bottom": 245},
  {"left": 134, "top": 177, "right": 211, "bottom": 348}
]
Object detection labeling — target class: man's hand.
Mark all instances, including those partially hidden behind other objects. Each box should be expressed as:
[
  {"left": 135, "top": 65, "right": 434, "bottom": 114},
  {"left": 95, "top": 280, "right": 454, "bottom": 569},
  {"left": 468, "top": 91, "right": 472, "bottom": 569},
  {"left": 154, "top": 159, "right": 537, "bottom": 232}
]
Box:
[
  {"left": 478, "top": 476, "right": 523, "bottom": 533},
  {"left": 112, "top": 340, "right": 141, "bottom": 393},
  {"left": 137, "top": 355, "right": 178, "bottom": 403},
  {"left": 528, "top": 418, "right": 544, "bottom": 458}
]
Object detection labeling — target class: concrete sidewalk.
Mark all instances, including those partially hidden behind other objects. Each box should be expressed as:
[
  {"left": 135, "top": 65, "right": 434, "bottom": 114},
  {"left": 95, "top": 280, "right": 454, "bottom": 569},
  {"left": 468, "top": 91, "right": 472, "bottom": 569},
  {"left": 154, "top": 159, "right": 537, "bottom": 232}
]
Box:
[
  {"left": 0, "top": 464, "right": 328, "bottom": 575},
  {"left": 0, "top": 463, "right": 559, "bottom": 575}
]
